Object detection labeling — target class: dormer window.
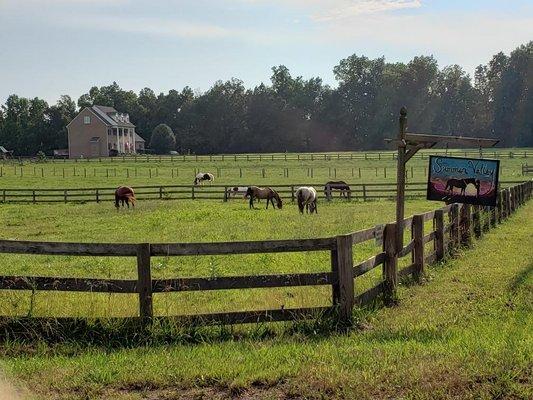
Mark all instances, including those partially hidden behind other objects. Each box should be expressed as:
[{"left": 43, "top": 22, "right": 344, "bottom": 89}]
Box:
[{"left": 83, "top": 116, "right": 91, "bottom": 124}]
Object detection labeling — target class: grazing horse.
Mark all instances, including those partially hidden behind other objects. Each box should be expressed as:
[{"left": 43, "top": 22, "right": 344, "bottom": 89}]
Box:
[
  {"left": 115, "top": 186, "right": 136, "bottom": 209},
  {"left": 324, "top": 181, "right": 351, "bottom": 200},
  {"left": 245, "top": 186, "right": 283, "bottom": 209},
  {"left": 296, "top": 186, "right": 318, "bottom": 214},
  {"left": 445, "top": 178, "right": 480, "bottom": 196},
  {"left": 194, "top": 172, "right": 214, "bottom": 186}
]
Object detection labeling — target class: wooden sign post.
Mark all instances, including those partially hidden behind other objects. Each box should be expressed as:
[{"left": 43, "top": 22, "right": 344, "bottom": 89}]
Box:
[{"left": 388, "top": 108, "right": 499, "bottom": 256}]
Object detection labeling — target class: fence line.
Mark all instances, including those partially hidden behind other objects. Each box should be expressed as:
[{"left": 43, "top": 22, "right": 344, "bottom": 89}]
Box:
[
  {"left": 0, "top": 181, "right": 530, "bottom": 326},
  {"left": 3, "top": 149, "right": 533, "bottom": 165},
  {"left": 0, "top": 180, "right": 526, "bottom": 204}
]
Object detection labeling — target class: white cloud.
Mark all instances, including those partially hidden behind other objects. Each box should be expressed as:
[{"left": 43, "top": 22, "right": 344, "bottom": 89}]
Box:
[
  {"left": 241, "top": 0, "right": 422, "bottom": 21},
  {"left": 310, "top": 0, "right": 422, "bottom": 21}
]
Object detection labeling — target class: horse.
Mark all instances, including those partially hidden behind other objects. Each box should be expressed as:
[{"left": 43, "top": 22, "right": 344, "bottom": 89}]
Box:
[
  {"left": 444, "top": 178, "right": 480, "bottom": 196},
  {"left": 227, "top": 186, "right": 249, "bottom": 198},
  {"left": 194, "top": 172, "right": 214, "bottom": 186},
  {"left": 245, "top": 186, "right": 283, "bottom": 209},
  {"left": 324, "top": 181, "right": 351, "bottom": 200},
  {"left": 296, "top": 187, "right": 318, "bottom": 214},
  {"left": 115, "top": 186, "right": 136, "bottom": 209}
]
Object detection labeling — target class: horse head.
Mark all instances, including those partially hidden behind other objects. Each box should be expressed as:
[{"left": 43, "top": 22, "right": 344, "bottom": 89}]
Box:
[
  {"left": 244, "top": 187, "right": 253, "bottom": 198},
  {"left": 272, "top": 190, "right": 283, "bottom": 209}
]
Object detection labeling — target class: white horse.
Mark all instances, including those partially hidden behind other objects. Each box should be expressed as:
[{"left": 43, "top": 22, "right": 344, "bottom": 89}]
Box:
[
  {"left": 296, "top": 186, "right": 317, "bottom": 214},
  {"left": 194, "top": 172, "right": 214, "bottom": 186}
]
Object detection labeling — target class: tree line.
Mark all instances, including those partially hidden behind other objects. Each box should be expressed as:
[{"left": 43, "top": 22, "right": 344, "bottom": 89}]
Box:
[{"left": 0, "top": 42, "right": 530, "bottom": 156}]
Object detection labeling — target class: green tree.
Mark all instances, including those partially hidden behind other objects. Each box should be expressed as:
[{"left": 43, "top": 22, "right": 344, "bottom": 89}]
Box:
[{"left": 149, "top": 124, "right": 176, "bottom": 154}]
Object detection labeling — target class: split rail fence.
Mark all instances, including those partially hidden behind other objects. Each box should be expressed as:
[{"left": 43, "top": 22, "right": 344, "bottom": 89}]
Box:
[
  {"left": 0, "top": 181, "right": 530, "bottom": 325},
  {"left": 0, "top": 180, "right": 526, "bottom": 204},
  {"left": 5, "top": 149, "right": 533, "bottom": 164}
]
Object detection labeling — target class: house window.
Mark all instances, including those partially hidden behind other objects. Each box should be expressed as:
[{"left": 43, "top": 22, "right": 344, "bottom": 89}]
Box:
[{"left": 83, "top": 116, "right": 91, "bottom": 124}]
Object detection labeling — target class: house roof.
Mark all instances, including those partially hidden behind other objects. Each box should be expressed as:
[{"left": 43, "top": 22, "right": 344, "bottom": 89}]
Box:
[
  {"left": 135, "top": 133, "right": 146, "bottom": 142},
  {"left": 91, "top": 105, "right": 136, "bottom": 128}
]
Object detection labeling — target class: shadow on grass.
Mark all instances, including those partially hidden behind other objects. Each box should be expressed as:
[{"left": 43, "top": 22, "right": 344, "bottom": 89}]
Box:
[
  {"left": 508, "top": 262, "right": 533, "bottom": 294},
  {"left": 0, "top": 304, "right": 381, "bottom": 354}
]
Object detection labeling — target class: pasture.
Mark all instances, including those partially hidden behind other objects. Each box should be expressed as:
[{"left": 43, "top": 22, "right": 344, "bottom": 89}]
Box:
[
  {"left": 0, "top": 148, "right": 530, "bottom": 189},
  {"left": 0, "top": 149, "right": 531, "bottom": 399},
  {"left": 0, "top": 200, "right": 531, "bottom": 399},
  {"left": 0, "top": 198, "right": 436, "bottom": 318}
]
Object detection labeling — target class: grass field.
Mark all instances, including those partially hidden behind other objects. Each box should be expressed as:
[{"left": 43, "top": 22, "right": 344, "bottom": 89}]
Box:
[
  {"left": 0, "top": 148, "right": 530, "bottom": 188},
  {"left": 0, "top": 198, "right": 437, "bottom": 318},
  {"left": 0, "top": 200, "right": 531, "bottom": 399}
]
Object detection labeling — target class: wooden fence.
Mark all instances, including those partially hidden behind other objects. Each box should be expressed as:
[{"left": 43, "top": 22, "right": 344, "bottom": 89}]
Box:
[
  {"left": 4, "top": 149, "right": 533, "bottom": 165},
  {"left": 0, "top": 181, "right": 530, "bottom": 325},
  {"left": 0, "top": 180, "right": 526, "bottom": 204},
  {"left": 522, "top": 164, "right": 532, "bottom": 175}
]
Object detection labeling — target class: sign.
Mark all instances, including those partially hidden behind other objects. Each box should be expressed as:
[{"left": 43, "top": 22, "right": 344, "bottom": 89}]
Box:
[{"left": 426, "top": 156, "right": 499, "bottom": 206}]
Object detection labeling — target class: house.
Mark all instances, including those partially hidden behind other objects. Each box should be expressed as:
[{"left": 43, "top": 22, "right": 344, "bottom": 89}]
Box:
[
  {"left": 134, "top": 133, "right": 146, "bottom": 152},
  {"left": 67, "top": 105, "right": 142, "bottom": 158}
]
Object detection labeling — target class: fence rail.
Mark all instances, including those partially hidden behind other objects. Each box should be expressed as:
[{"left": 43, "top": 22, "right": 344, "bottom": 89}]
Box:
[
  {"left": 3, "top": 149, "right": 533, "bottom": 164},
  {"left": 0, "top": 180, "right": 526, "bottom": 204},
  {"left": 0, "top": 181, "right": 530, "bottom": 326}
]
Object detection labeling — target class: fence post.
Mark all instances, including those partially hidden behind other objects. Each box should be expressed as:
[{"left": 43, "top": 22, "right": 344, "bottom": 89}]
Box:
[
  {"left": 460, "top": 204, "right": 472, "bottom": 247},
  {"left": 159, "top": 186, "right": 163, "bottom": 199},
  {"left": 434, "top": 209, "right": 445, "bottom": 261},
  {"left": 136, "top": 243, "right": 153, "bottom": 321},
  {"left": 504, "top": 189, "right": 510, "bottom": 218},
  {"left": 483, "top": 206, "right": 491, "bottom": 232},
  {"left": 362, "top": 184, "right": 367, "bottom": 202},
  {"left": 473, "top": 205, "right": 482, "bottom": 239},
  {"left": 291, "top": 186, "right": 295, "bottom": 202},
  {"left": 331, "top": 234, "right": 354, "bottom": 326},
  {"left": 192, "top": 186, "right": 195, "bottom": 200},
  {"left": 412, "top": 214, "right": 425, "bottom": 281},
  {"left": 64, "top": 190, "right": 68, "bottom": 204},
  {"left": 383, "top": 223, "right": 398, "bottom": 305},
  {"left": 224, "top": 186, "right": 228, "bottom": 202}
]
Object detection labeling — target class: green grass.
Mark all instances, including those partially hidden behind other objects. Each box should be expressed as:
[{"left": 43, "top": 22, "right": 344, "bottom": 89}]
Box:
[
  {"left": 1, "top": 200, "right": 531, "bottom": 399},
  {"left": 0, "top": 148, "right": 529, "bottom": 188},
  {"left": 0, "top": 198, "right": 435, "bottom": 318}
]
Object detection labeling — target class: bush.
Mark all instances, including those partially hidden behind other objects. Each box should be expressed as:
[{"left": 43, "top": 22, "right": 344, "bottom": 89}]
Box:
[{"left": 149, "top": 124, "right": 176, "bottom": 154}]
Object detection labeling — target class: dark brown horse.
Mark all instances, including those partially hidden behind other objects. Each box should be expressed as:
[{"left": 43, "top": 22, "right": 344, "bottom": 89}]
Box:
[
  {"left": 324, "top": 181, "right": 351, "bottom": 199},
  {"left": 245, "top": 186, "right": 283, "bottom": 209},
  {"left": 444, "top": 178, "right": 480, "bottom": 197},
  {"left": 115, "top": 186, "right": 136, "bottom": 209}
]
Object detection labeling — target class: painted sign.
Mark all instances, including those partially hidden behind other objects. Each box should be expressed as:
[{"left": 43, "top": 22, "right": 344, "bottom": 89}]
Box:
[{"left": 426, "top": 156, "right": 499, "bottom": 206}]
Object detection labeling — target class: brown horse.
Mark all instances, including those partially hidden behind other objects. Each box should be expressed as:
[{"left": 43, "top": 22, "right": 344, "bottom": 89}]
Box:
[
  {"left": 115, "top": 186, "right": 136, "bottom": 209},
  {"left": 324, "top": 181, "right": 351, "bottom": 200},
  {"left": 245, "top": 186, "right": 283, "bottom": 209}
]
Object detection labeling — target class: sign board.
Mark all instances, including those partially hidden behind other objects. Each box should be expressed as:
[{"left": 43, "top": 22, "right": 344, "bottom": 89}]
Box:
[{"left": 426, "top": 155, "right": 499, "bottom": 206}]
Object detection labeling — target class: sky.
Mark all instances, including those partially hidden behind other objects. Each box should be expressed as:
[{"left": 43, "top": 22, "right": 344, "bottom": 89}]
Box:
[{"left": 0, "top": 0, "right": 531, "bottom": 104}]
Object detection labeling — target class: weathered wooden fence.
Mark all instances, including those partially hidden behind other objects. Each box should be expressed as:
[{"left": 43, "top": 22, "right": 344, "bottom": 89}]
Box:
[
  {"left": 0, "top": 180, "right": 526, "bottom": 204},
  {"left": 0, "top": 181, "right": 530, "bottom": 325}
]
